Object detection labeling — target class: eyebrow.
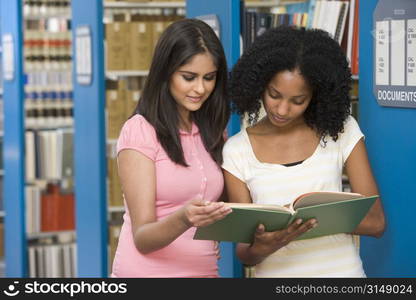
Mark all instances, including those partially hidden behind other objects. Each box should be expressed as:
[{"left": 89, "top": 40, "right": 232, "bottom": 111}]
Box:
[
  {"left": 268, "top": 86, "right": 307, "bottom": 98},
  {"left": 177, "top": 70, "right": 217, "bottom": 76}
]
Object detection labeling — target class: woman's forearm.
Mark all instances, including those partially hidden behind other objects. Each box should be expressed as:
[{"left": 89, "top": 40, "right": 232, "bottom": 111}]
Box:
[{"left": 132, "top": 208, "right": 191, "bottom": 254}]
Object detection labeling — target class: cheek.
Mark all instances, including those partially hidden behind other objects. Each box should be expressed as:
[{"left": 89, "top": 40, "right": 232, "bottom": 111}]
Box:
[
  {"left": 262, "top": 97, "right": 274, "bottom": 111},
  {"left": 170, "top": 78, "right": 188, "bottom": 96}
]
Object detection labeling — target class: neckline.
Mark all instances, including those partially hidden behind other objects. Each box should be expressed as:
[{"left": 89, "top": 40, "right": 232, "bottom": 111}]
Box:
[
  {"left": 242, "top": 128, "right": 322, "bottom": 169},
  {"left": 179, "top": 122, "right": 199, "bottom": 136}
]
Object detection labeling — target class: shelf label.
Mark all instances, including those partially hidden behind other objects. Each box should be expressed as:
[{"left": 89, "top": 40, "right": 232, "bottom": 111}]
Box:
[
  {"left": 373, "top": 0, "right": 416, "bottom": 108},
  {"left": 407, "top": 19, "right": 416, "bottom": 86},
  {"left": 2, "top": 34, "right": 14, "bottom": 81},
  {"left": 391, "top": 20, "right": 405, "bottom": 86},
  {"left": 75, "top": 26, "right": 92, "bottom": 85},
  {"left": 375, "top": 20, "right": 389, "bottom": 85}
]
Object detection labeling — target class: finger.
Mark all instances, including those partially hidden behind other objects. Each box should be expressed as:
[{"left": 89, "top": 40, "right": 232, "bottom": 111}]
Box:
[
  {"left": 200, "top": 203, "right": 231, "bottom": 219},
  {"left": 286, "top": 218, "right": 304, "bottom": 234},
  {"left": 254, "top": 224, "right": 266, "bottom": 239},
  {"left": 194, "top": 202, "right": 227, "bottom": 215},
  {"left": 288, "top": 219, "right": 318, "bottom": 239},
  {"left": 256, "top": 224, "right": 265, "bottom": 234},
  {"left": 196, "top": 206, "right": 232, "bottom": 226}
]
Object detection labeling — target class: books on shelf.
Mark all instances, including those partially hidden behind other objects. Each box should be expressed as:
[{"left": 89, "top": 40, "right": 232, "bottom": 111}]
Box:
[
  {"left": 194, "top": 191, "right": 377, "bottom": 244},
  {"left": 28, "top": 242, "right": 76, "bottom": 278},
  {"left": 25, "top": 128, "right": 73, "bottom": 181},
  {"left": 26, "top": 183, "right": 75, "bottom": 234}
]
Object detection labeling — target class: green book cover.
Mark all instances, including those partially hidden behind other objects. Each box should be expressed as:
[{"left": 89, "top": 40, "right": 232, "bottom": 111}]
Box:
[{"left": 194, "top": 193, "right": 378, "bottom": 244}]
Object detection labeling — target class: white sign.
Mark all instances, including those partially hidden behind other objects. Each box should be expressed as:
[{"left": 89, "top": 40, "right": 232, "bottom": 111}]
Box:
[
  {"left": 373, "top": 0, "right": 416, "bottom": 108},
  {"left": 75, "top": 26, "right": 92, "bottom": 85},
  {"left": 2, "top": 34, "right": 14, "bottom": 81}
]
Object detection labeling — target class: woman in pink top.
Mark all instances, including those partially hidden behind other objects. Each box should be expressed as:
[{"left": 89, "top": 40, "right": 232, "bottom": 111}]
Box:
[{"left": 111, "top": 19, "right": 231, "bottom": 277}]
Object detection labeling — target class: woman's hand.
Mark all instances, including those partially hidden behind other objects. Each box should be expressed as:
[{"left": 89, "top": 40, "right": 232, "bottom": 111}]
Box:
[
  {"left": 248, "top": 218, "right": 318, "bottom": 258},
  {"left": 181, "top": 199, "right": 232, "bottom": 227}
]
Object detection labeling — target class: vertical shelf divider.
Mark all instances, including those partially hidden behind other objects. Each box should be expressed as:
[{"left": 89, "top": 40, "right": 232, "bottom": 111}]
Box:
[
  {"left": 186, "top": 0, "right": 242, "bottom": 278},
  {"left": 71, "top": 0, "right": 108, "bottom": 277}
]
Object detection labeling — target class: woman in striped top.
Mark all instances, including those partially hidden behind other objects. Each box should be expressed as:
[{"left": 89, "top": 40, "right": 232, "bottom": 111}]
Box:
[{"left": 223, "top": 26, "right": 385, "bottom": 277}]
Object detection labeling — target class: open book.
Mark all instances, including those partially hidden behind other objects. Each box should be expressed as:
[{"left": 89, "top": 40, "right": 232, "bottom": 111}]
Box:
[{"left": 194, "top": 191, "right": 378, "bottom": 243}]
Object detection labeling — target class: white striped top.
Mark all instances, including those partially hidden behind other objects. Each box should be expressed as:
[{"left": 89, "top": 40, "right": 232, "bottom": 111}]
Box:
[{"left": 222, "top": 116, "right": 366, "bottom": 277}]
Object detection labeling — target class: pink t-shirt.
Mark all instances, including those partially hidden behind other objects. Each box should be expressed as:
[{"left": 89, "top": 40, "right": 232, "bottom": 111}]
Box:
[{"left": 111, "top": 114, "right": 223, "bottom": 277}]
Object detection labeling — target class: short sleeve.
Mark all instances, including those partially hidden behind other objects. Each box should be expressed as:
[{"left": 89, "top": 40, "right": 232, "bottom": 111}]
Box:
[
  {"left": 222, "top": 132, "right": 247, "bottom": 182},
  {"left": 117, "top": 114, "right": 159, "bottom": 161},
  {"left": 339, "top": 115, "right": 364, "bottom": 163}
]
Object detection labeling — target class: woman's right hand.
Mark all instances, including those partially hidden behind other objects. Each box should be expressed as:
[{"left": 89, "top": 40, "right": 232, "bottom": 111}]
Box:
[
  {"left": 248, "top": 218, "right": 318, "bottom": 258},
  {"left": 181, "top": 199, "right": 232, "bottom": 228}
]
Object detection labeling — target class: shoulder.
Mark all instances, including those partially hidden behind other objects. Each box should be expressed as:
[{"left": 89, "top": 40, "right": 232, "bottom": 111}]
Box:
[
  {"left": 117, "top": 114, "right": 160, "bottom": 156},
  {"left": 343, "top": 115, "right": 361, "bottom": 133},
  {"left": 336, "top": 115, "right": 364, "bottom": 161},
  {"left": 337, "top": 115, "right": 363, "bottom": 142},
  {"left": 121, "top": 114, "right": 155, "bottom": 133},
  {"left": 224, "top": 129, "right": 248, "bottom": 152}
]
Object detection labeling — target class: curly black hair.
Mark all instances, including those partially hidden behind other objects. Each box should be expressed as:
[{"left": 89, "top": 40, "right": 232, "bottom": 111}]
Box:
[{"left": 229, "top": 26, "right": 352, "bottom": 142}]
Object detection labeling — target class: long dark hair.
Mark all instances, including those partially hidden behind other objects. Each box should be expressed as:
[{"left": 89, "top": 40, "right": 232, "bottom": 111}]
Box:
[{"left": 135, "top": 18, "right": 230, "bottom": 166}]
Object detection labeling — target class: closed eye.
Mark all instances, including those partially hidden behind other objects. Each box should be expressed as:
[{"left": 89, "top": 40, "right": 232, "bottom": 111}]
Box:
[
  {"left": 268, "top": 91, "right": 282, "bottom": 99},
  {"left": 182, "top": 75, "right": 195, "bottom": 81},
  {"left": 204, "top": 74, "right": 216, "bottom": 81}
]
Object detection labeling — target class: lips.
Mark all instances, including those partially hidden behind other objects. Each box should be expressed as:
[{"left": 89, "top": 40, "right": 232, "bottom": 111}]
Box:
[
  {"left": 272, "top": 114, "right": 289, "bottom": 123},
  {"left": 187, "top": 96, "right": 203, "bottom": 103}
]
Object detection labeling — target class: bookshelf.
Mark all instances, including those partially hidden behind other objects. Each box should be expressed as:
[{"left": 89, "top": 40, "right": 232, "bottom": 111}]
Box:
[
  {"left": 0, "top": 0, "right": 364, "bottom": 278},
  {"left": 0, "top": 0, "right": 27, "bottom": 277},
  {"left": 23, "top": 0, "right": 76, "bottom": 278}
]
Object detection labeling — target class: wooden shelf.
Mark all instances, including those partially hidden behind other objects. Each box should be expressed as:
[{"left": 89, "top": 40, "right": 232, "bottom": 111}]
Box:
[
  {"left": 108, "top": 206, "right": 125, "bottom": 213},
  {"left": 106, "top": 70, "right": 149, "bottom": 78},
  {"left": 27, "top": 230, "right": 75, "bottom": 240}
]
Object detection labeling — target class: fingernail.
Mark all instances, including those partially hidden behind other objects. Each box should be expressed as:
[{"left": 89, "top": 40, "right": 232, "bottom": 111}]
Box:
[
  {"left": 312, "top": 223, "right": 318, "bottom": 228},
  {"left": 204, "top": 201, "right": 211, "bottom": 206},
  {"left": 296, "top": 219, "right": 303, "bottom": 225}
]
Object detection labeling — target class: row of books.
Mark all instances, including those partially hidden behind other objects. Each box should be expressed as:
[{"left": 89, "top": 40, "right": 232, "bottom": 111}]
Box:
[
  {"left": 242, "top": 11, "right": 309, "bottom": 50},
  {"left": 24, "top": 0, "right": 71, "bottom": 18},
  {"left": 106, "top": 78, "right": 142, "bottom": 139},
  {"left": 25, "top": 128, "right": 74, "bottom": 181},
  {"left": 241, "top": 0, "right": 359, "bottom": 75},
  {"left": 106, "top": 14, "right": 182, "bottom": 71},
  {"left": 24, "top": 15, "right": 74, "bottom": 130},
  {"left": 312, "top": 0, "right": 359, "bottom": 74},
  {"left": 26, "top": 183, "right": 75, "bottom": 234},
  {"left": 25, "top": 91, "right": 73, "bottom": 129},
  {"left": 106, "top": 78, "right": 141, "bottom": 208},
  {"left": 28, "top": 242, "right": 76, "bottom": 278},
  {"left": 25, "top": 18, "right": 72, "bottom": 71}
]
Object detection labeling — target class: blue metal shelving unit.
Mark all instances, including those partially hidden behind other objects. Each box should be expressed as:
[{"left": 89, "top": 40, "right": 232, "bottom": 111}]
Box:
[
  {"left": 187, "top": 0, "right": 242, "bottom": 278},
  {"left": 71, "top": 0, "right": 108, "bottom": 277},
  {"left": 359, "top": 0, "right": 416, "bottom": 277},
  {"left": 0, "top": 0, "right": 27, "bottom": 277}
]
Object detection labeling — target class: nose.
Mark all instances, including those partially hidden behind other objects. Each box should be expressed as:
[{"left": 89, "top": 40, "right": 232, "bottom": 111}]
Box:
[
  {"left": 194, "top": 78, "right": 205, "bottom": 95},
  {"left": 276, "top": 99, "right": 290, "bottom": 116}
]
